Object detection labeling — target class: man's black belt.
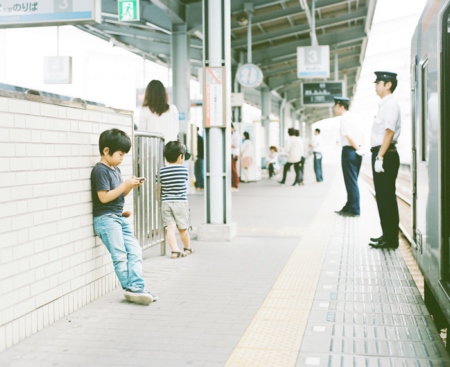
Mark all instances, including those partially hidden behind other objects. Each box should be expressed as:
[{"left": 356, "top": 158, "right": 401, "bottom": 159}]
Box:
[
  {"left": 342, "top": 146, "right": 356, "bottom": 151},
  {"left": 370, "top": 144, "right": 396, "bottom": 153}
]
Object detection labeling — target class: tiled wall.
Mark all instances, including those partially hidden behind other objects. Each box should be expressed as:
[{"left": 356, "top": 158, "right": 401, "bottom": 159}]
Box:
[{"left": 0, "top": 92, "right": 134, "bottom": 352}]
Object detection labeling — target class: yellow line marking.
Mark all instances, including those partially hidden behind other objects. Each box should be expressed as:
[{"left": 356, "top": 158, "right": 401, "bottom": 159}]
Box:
[{"left": 224, "top": 177, "right": 340, "bottom": 367}]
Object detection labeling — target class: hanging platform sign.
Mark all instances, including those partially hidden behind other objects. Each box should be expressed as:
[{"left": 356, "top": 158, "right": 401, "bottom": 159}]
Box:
[
  {"left": 203, "top": 67, "right": 226, "bottom": 128},
  {"left": 297, "top": 46, "right": 330, "bottom": 78},
  {"left": 301, "top": 81, "right": 344, "bottom": 106},
  {"left": 0, "top": 0, "right": 101, "bottom": 28}
]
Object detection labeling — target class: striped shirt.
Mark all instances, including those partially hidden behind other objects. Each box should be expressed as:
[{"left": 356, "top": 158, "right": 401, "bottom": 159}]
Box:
[{"left": 159, "top": 164, "right": 188, "bottom": 202}]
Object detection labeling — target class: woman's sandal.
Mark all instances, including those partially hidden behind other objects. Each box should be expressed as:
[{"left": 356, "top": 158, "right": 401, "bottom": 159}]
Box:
[
  {"left": 170, "top": 251, "right": 186, "bottom": 259},
  {"left": 184, "top": 248, "right": 195, "bottom": 255}
]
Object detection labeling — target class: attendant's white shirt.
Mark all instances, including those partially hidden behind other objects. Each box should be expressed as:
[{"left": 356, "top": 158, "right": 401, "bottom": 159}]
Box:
[
  {"left": 312, "top": 135, "right": 323, "bottom": 153},
  {"left": 370, "top": 94, "right": 401, "bottom": 147},
  {"left": 231, "top": 131, "right": 241, "bottom": 156},
  {"left": 340, "top": 110, "right": 362, "bottom": 147},
  {"left": 139, "top": 104, "right": 179, "bottom": 142}
]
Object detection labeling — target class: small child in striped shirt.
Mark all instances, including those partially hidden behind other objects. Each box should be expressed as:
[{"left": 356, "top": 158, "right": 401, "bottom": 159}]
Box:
[{"left": 160, "top": 141, "right": 194, "bottom": 258}]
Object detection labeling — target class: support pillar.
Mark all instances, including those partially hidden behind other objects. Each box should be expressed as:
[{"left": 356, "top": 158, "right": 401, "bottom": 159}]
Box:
[
  {"left": 261, "top": 87, "right": 270, "bottom": 153},
  {"left": 198, "top": 0, "right": 236, "bottom": 241}
]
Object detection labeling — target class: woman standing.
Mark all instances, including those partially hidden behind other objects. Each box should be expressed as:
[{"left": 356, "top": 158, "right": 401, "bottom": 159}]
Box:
[
  {"left": 240, "top": 131, "right": 254, "bottom": 183},
  {"left": 139, "top": 80, "right": 179, "bottom": 142}
]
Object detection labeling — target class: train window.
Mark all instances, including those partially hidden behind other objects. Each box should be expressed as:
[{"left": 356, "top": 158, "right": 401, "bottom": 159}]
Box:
[{"left": 421, "top": 60, "right": 428, "bottom": 162}]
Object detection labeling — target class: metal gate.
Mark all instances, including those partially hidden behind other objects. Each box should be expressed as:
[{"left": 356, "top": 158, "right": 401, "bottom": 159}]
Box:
[{"left": 132, "top": 131, "right": 166, "bottom": 255}]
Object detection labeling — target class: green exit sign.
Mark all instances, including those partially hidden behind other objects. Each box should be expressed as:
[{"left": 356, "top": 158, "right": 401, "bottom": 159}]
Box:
[{"left": 118, "top": 0, "right": 140, "bottom": 22}]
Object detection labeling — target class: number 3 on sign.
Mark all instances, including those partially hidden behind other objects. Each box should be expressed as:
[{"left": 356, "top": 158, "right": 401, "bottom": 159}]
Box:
[
  {"left": 56, "top": 0, "right": 71, "bottom": 10},
  {"left": 308, "top": 50, "right": 318, "bottom": 63}
]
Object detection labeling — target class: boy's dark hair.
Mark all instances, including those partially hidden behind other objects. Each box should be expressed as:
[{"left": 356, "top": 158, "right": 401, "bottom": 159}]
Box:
[
  {"left": 315, "top": 128, "right": 321, "bottom": 134},
  {"left": 164, "top": 141, "right": 186, "bottom": 163},
  {"left": 288, "top": 128, "right": 295, "bottom": 136},
  {"left": 294, "top": 129, "right": 300, "bottom": 137},
  {"left": 99, "top": 129, "right": 131, "bottom": 155},
  {"left": 269, "top": 145, "right": 278, "bottom": 152}
]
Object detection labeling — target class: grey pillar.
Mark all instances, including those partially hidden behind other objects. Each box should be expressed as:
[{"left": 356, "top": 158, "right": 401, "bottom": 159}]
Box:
[
  {"left": 171, "top": 24, "right": 191, "bottom": 148},
  {"left": 261, "top": 87, "right": 270, "bottom": 153},
  {"left": 198, "top": 0, "right": 236, "bottom": 241},
  {"left": 279, "top": 98, "right": 286, "bottom": 149}
]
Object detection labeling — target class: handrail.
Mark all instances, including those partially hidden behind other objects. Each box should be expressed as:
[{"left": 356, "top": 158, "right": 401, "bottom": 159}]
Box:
[{"left": 133, "top": 131, "right": 166, "bottom": 255}]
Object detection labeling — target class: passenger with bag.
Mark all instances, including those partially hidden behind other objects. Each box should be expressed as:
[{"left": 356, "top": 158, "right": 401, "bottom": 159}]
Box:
[{"left": 240, "top": 131, "right": 254, "bottom": 183}]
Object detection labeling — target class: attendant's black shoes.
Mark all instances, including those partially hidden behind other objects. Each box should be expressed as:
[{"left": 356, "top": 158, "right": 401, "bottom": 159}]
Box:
[
  {"left": 369, "top": 240, "right": 398, "bottom": 249},
  {"left": 334, "top": 208, "right": 347, "bottom": 215},
  {"left": 369, "top": 235, "right": 383, "bottom": 244},
  {"left": 341, "top": 212, "right": 360, "bottom": 217}
]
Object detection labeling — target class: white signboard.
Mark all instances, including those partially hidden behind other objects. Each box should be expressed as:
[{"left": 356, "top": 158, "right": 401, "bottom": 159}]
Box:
[
  {"left": 44, "top": 56, "right": 72, "bottom": 84},
  {"left": 297, "top": 46, "right": 330, "bottom": 78},
  {"left": 203, "top": 67, "right": 226, "bottom": 127},
  {"left": 0, "top": 0, "right": 101, "bottom": 28},
  {"left": 231, "top": 93, "right": 244, "bottom": 107}
]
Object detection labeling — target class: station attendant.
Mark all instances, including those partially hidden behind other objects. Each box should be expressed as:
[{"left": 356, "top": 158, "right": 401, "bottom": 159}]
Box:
[
  {"left": 334, "top": 96, "right": 363, "bottom": 217},
  {"left": 369, "top": 71, "right": 401, "bottom": 249}
]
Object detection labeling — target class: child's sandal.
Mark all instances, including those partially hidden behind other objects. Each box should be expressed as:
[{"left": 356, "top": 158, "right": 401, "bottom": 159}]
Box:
[
  {"left": 184, "top": 248, "right": 195, "bottom": 255},
  {"left": 171, "top": 251, "right": 186, "bottom": 259}
]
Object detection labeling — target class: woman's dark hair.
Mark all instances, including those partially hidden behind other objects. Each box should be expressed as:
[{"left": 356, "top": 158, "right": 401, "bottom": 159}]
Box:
[
  {"left": 143, "top": 80, "right": 170, "bottom": 116},
  {"left": 269, "top": 146, "right": 278, "bottom": 152},
  {"left": 243, "top": 131, "right": 250, "bottom": 140},
  {"left": 99, "top": 129, "right": 131, "bottom": 155},
  {"left": 164, "top": 141, "right": 186, "bottom": 163}
]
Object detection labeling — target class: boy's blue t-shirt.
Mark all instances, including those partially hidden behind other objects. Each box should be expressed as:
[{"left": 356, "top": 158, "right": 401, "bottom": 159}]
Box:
[{"left": 90, "top": 162, "right": 124, "bottom": 217}]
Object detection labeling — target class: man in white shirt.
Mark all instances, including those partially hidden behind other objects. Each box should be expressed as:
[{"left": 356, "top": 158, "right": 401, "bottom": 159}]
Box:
[
  {"left": 334, "top": 96, "right": 363, "bottom": 217},
  {"left": 231, "top": 123, "right": 241, "bottom": 191},
  {"left": 368, "top": 71, "right": 401, "bottom": 249},
  {"left": 310, "top": 128, "right": 323, "bottom": 182}
]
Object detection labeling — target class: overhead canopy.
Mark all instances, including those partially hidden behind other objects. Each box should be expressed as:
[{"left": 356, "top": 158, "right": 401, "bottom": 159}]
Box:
[{"left": 78, "top": 0, "right": 376, "bottom": 123}]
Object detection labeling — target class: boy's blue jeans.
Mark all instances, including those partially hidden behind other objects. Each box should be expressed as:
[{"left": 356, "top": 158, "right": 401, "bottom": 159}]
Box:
[{"left": 93, "top": 214, "right": 144, "bottom": 292}]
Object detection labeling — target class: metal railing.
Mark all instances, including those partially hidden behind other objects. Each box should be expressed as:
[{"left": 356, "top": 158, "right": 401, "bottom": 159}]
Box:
[{"left": 133, "top": 131, "right": 166, "bottom": 255}]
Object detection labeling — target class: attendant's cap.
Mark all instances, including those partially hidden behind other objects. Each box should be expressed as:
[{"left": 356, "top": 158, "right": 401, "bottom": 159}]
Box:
[
  {"left": 333, "top": 96, "right": 350, "bottom": 104},
  {"left": 374, "top": 71, "right": 397, "bottom": 83}
]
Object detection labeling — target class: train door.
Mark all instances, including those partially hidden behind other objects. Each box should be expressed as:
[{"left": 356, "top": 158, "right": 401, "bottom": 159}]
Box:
[
  {"left": 442, "top": 7, "right": 450, "bottom": 287},
  {"left": 411, "top": 56, "right": 418, "bottom": 249}
]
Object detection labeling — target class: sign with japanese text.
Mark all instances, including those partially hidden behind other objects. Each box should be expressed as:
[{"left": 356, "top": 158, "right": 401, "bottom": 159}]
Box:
[
  {"left": 0, "top": 0, "right": 100, "bottom": 28},
  {"left": 203, "top": 67, "right": 226, "bottom": 128},
  {"left": 44, "top": 56, "right": 72, "bottom": 84},
  {"left": 297, "top": 46, "right": 330, "bottom": 78},
  {"left": 301, "top": 82, "right": 344, "bottom": 106},
  {"left": 118, "top": 0, "right": 139, "bottom": 22}
]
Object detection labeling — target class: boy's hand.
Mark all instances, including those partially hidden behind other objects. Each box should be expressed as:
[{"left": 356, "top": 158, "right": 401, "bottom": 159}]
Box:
[{"left": 125, "top": 177, "right": 144, "bottom": 189}]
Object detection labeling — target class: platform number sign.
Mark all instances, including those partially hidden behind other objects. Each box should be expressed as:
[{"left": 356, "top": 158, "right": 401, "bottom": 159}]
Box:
[
  {"left": 118, "top": 0, "right": 140, "bottom": 22},
  {"left": 297, "top": 46, "right": 330, "bottom": 78},
  {"left": 54, "top": 0, "right": 73, "bottom": 12}
]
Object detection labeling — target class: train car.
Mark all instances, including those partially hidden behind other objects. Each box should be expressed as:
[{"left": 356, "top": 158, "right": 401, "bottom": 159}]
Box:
[{"left": 411, "top": 0, "right": 450, "bottom": 349}]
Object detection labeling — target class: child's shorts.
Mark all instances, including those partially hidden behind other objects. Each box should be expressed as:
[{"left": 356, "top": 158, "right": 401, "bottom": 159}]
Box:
[{"left": 161, "top": 201, "right": 190, "bottom": 229}]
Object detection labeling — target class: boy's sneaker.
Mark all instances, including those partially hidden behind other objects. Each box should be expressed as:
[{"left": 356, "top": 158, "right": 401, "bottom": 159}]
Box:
[
  {"left": 147, "top": 291, "right": 158, "bottom": 302},
  {"left": 124, "top": 289, "right": 154, "bottom": 305}
]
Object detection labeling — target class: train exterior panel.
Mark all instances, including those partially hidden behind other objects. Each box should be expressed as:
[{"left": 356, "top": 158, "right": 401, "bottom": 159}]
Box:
[{"left": 411, "top": 0, "right": 450, "bottom": 336}]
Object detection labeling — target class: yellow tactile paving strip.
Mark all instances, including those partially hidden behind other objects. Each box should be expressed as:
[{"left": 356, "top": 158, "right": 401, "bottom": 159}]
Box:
[{"left": 225, "top": 181, "right": 339, "bottom": 367}]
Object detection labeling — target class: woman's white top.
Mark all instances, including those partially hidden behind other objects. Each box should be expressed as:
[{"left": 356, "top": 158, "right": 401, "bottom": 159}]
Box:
[
  {"left": 139, "top": 104, "right": 179, "bottom": 142},
  {"left": 286, "top": 136, "right": 304, "bottom": 163},
  {"left": 241, "top": 139, "right": 253, "bottom": 158}
]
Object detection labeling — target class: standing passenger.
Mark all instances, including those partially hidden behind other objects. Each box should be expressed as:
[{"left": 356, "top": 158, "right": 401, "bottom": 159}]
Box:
[
  {"left": 194, "top": 127, "right": 204, "bottom": 191},
  {"left": 310, "top": 128, "right": 323, "bottom": 182},
  {"left": 334, "top": 97, "right": 363, "bottom": 217},
  {"left": 139, "top": 80, "right": 179, "bottom": 142},
  {"left": 90, "top": 129, "right": 157, "bottom": 305},
  {"left": 231, "top": 123, "right": 241, "bottom": 192},
  {"left": 369, "top": 71, "right": 401, "bottom": 249},
  {"left": 278, "top": 128, "right": 302, "bottom": 186},
  {"left": 240, "top": 131, "right": 254, "bottom": 183}
]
